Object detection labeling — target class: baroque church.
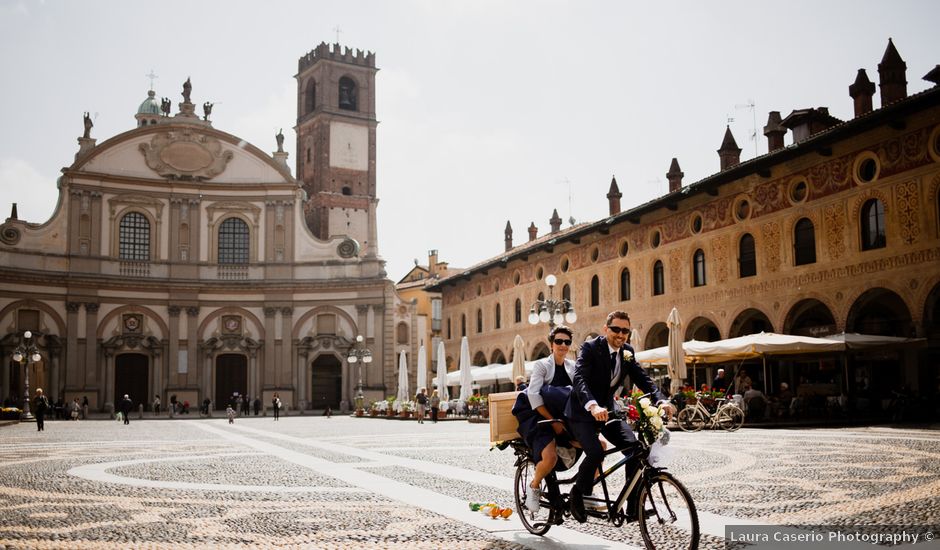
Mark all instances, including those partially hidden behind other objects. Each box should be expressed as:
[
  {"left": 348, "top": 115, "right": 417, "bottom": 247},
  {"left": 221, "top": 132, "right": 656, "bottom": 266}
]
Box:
[{"left": 0, "top": 42, "right": 416, "bottom": 413}]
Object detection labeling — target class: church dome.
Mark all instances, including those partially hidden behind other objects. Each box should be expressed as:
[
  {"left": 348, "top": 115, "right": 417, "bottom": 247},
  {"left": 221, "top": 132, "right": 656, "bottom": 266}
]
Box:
[{"left": 137, "top": 90, "right": 161, "bottom": 115}]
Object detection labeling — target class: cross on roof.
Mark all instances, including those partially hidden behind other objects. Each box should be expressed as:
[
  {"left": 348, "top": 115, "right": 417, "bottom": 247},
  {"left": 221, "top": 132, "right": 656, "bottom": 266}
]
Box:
[
  {"left": 146, "top": 69, "right": 158, "bottom": 90},
  {"left": 333, "top": 25, "right": 342, "bottom": 43}
]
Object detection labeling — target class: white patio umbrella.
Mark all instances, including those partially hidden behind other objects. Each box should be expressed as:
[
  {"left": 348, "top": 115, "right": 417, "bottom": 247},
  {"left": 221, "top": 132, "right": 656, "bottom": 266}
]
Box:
[
  {"left": 629, "top": 328, "right": 643, "bottom": 352},
  {"left": 511, "top": 334, "right": 526, "bottom": 385},
  {"left": 416, "top": 344, "right": 427, "bottom": 392},
  {"left": 458, "top": 336, "right": 473, "bottom": 402},
  {"left": 396, "top": 350, "right": 409, "bottom": 403},
  {"left": 666, "top": 307, "right": 686, "bottom": 395},
  {"left": 435, "top": 341, "right": 449, "bottom": 402}
]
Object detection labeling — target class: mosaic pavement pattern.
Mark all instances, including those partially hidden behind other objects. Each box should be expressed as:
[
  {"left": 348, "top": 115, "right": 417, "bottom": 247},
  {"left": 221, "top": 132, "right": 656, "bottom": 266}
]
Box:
[{"left": 0, "top": 416, "right": 938, "bottom": 549}]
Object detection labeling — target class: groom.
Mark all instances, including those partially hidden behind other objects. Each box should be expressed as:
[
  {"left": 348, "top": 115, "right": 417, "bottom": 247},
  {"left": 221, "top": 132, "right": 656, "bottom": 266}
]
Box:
[{"left": 564, "top": 310, "right": 671, "bottom": 522}]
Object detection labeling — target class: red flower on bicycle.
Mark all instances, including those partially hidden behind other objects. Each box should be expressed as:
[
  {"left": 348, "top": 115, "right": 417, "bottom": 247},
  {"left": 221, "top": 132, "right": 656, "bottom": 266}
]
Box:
[{"left": 626, "top": 404, "right": 640, "bottom": 422}]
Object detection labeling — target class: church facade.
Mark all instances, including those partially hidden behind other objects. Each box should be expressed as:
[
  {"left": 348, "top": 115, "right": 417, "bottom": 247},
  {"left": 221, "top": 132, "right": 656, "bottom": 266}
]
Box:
[
  {"left": 430, "top": 40, "right": 940, "bottom": 402},
  {"left": 0, "top": 42, "right": 416, "bottom": 412}
]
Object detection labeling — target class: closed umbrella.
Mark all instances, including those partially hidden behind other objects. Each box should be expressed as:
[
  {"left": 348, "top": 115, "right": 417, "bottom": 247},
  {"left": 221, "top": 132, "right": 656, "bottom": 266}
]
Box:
[
  {"left": 396, "top": 350, "right": 409, "bottom": 403},
  {"left": 629, "top": 328, "right": 642, "bottom": 352},
  {"left": 458, "top": 336, "right": 473, "bottom": 402},
  {"left": 416, "top": 344, "right": 427, "bottom": 392},
  {"left": 666, "top": 307, "right": 686, "bottom": 395},
  {"left": 511, "top": 334, "right": 526, "bottom": 385},
  {"left": 436, "top": 341, "right": 449, "bottom": 402}
]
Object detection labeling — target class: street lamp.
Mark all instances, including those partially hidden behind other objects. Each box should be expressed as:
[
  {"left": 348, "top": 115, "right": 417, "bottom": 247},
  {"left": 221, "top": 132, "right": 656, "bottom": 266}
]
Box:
[
  {"left": 528, "top": 274, "right": 577, "bottom": 329},
  {"left": 12, "top": 330, "right": 42, "bottom": 421},
  {"left": 346, "top": 335, "right": 372, "bottom": 411}
]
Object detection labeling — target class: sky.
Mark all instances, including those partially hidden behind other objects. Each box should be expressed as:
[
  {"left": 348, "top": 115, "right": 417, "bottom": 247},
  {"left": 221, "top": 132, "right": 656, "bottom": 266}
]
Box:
[{"left": 1, "top": 0, "right": 938, "bottom": 281}]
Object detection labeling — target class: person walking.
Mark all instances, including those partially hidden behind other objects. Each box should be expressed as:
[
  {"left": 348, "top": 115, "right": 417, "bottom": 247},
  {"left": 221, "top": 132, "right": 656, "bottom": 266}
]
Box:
[
  {"left": 415, "top": 388, "right": 428, "bottom": 424},
  {"left": 33, "top": 388, "right": 49, "bottom": 432},
  {"left": 153, "top": 394, "right": 161, "bottom": 416},
  {"left": 272, "top": 392, "right": 281, "bottom": 421},
  {"left": 429, "top": 390, "right": 441, "bottom": 423},
  {"left": 119, "top": 394, "right": 133, "bottom": 425},
  {"left": 70, "top": 397, "right": 81, "bottom": 420},
  {"left": 226, "top": 405, "right": 236, "bottom": 424}
]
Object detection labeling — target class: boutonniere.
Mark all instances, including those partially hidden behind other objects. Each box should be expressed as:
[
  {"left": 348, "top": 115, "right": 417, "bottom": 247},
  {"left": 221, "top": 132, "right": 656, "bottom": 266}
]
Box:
[{"left": 622, "top": 349, "right": 634, "bottom": 361}]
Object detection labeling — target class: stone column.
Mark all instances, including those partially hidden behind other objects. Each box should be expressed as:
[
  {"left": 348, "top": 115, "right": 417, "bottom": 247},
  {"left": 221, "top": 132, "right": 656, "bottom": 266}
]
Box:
[
  {"left": 103, "top": 348, "right": 114, "bottom": 411},
  {"left": 48, "top": 348, "right": 60, "bottom": 402},
  {"left": 355, "top": 305, "right": 369, "bottom": 404},
  {"left": 167, "top": 306, "right": 180, "bottom": 390},
  {"left": 66, "top": 302, "right": 81, "bottom": 389},
  {"left": 263, "top": 307, "right": 277, "bottom": 389},
  {"left": 297, "top": 349, "right": 307, "bottom": 406},
  {"left": 280, "top": 307, "right": 293, "bottom": 389},
  {"left": 84, "top": 303, "right": 99, "bottom": 390},
  {"left": 0, "top": 350, "right": 7, "bottom": 403},
  {"left": 186, "top": 307, "right": 199, "bottom": 389}
]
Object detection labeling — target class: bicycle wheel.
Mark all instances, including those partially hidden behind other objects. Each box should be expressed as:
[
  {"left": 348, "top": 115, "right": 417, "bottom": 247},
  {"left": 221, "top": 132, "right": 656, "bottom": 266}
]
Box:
[
  {"left": 513, "top": 459, "right": 553, "bottom": 535},
  {"left": 716, "top": 406, "right": 744, "bottom": 431},
  {"left": 677, "top": 407, "right": 704, "bottom": 432},
  {"left": 637, "top": 472, "right": 700, "bottom": 550}
]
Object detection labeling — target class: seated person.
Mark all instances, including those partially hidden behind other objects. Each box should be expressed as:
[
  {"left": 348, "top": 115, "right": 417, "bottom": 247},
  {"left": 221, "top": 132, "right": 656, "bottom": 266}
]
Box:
[
  {"left": 565, "top": 311, "right": 673, "bottom": 523},
  {"left": 743, "top": 385, "right": 767, "bottom": 420},
  {"left": 512, "top": 325, "right": 578, "bottom": 513},
  {"left": 770, "top": 382, "right": 793, "bottom": 417}
]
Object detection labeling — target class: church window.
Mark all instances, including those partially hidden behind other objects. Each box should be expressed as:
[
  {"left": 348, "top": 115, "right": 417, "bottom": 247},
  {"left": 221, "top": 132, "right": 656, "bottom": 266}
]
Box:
[
  {"left": 305, "top": 79, "right": 316, "bottom": 114},
  {"left": 739, "top": 233, "right": 757, "bottom": 278},
  {"left": 119, "top": 212, "right": 150, "bottom": 261},
  {"left": 620, "top": 268, "right": 631, "bottom": 301},
  {"left": 590, "top": 275, "right": 600, "bottom": 306},
  {"left": 860, "top": 199, "right": 886, "bottom": 250},
  {"left": 514, "top": 299, "right": 522, "bottom": 323},
  {"left": 653, "top": 261, "right": 665, "bottom": 296},
  {"left": 218, "top": 217, "right": 250, "bottom": 265},
  {"left": 338, "top": 77, "right": 358, "bottom": 111},
  {"left": 693, "top": 249, "right": 706, "bottom": 287},
  {"left": 794, "top": 218, "right": 816, "bottom": 265}
]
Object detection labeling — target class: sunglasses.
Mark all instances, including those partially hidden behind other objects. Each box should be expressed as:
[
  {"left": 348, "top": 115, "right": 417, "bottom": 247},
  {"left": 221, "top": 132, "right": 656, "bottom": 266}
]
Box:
[
  {"left": 553, "top": 338, "right": 572, "bottom": 346},
  {"left": 606, "top": 325, "right": 630, "bottom": 335}
]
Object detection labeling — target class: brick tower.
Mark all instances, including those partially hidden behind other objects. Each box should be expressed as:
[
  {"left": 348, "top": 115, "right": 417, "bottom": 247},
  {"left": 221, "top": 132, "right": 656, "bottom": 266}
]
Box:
[{"left": 295, "top": 42, "right": 379, "bottom": 256}]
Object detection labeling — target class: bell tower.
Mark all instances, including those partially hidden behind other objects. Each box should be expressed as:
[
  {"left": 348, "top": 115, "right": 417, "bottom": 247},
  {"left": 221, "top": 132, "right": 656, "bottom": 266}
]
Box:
[{"left": 295, "top": 42, "right": 379, "bottom": 256}]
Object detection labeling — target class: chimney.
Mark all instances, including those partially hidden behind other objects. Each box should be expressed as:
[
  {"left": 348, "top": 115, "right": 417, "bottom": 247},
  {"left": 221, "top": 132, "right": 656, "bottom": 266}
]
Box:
[
  {"left": 504, "top": 221, "right": 513, "bottom": 251},
  {"left": 606, "top": 175, "right": 622, "bottom": 215},
  {"left": 666, "top": 158, "right": 684, "bottom": 192},
  {"left": 878, "top": 38, "right": 907, "bottom": 107},
  {"left": 10, "top": 203, "right": 17, "bottom": 220},
  {"left": 428, "top": 249, "right": 439, "bottom": 277},
  {"left": 549, "top": 209, "right": 562, "bottom": 233},
  {"left": 780, "top": 107, "right": 843, "bottom": 143},
  {"left": 849, "top": 69, "right": 876, "bottom": 117},
  {"left": 527, "top": 222, "right": 538, "bottom": 242},
  {"left": 717, "top": 126, "right": 742, "bottom": 170},
  {"left": 763, "top": 111, "right": 786, "bottom": 152}
]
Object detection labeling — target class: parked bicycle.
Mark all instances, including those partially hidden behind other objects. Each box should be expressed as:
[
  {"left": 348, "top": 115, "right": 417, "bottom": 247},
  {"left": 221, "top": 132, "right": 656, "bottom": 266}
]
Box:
[
  {"left": 676, "top": 394, "right": 743, "bottom": 432},
  {"left": 511, "top": 409, "right": 699, "bottom": 549}
]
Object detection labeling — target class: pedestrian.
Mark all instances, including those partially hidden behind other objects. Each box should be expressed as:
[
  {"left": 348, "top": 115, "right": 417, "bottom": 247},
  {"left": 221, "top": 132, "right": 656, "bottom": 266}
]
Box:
[
  {"left": 253, "top": 397, "right": 261, "bottom": 416},
  {"left": 70, "top": 397, "right": 81, "bottom": 420},
  {"left": 242, "top": 395, "right": 250, "bottom": 416},
  {"left": 119, "top": 394, "right": 133, "bottom": 425},
  {"left": 153, "top": 394, "right": 161, "bottom": 416},
  {"left": 272, "top": 392, "right": 281, "bottom": 421},
  {"left": 33, "top": 388, "right": 49, "bottom": 432},
  {"left": 415, "top": 388, "right": 428, "bottom": 424},
  {"left": 226, "top": 405, "right": 236, "bottom": 424},
  {"left": 81, "top": 395, "right": 89, "bottom": 419},
  {"left": 429, "top": 389, "right": 441, "bottom": 423}
]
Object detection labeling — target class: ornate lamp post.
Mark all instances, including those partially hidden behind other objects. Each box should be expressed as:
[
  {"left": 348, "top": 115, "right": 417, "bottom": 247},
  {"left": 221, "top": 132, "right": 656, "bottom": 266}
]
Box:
[
  {"left": 12, "top": 330, "right": 42, "bottom": 421},
  {"left": 528, "top": 274, "right": 577, "bottom": 329},
  {"left": 346, "top": 335, "right": 372, "bottom": 411}
]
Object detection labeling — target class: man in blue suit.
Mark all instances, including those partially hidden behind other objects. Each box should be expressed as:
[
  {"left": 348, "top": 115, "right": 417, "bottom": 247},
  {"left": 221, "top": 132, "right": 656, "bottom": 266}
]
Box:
[{"left": 564, "top": 310, "right": 671, "bottom": 522}]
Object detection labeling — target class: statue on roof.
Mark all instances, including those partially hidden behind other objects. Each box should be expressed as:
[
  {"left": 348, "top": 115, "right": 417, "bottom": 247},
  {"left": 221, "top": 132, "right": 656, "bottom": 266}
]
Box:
[
  {"left": 82, "top": 112, "right": 93, "bottom": 139},
  {"left": 161, "top": 97, "right": 171, "bottom": 116},
  {"left": 202, "top": 101, "right": 213, "bottom": 121},
  {"left": 182, "top": 77, "right": 192, "bottom": 103},
  {"left": 276, "top": 128, "right": 284, "bottom": 152}
]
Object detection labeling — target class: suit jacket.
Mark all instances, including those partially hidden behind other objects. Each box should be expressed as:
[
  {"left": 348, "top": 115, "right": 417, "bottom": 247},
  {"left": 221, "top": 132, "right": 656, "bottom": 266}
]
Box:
[{"left": 565, "top": 335, "right": 664, "bottom": 423}]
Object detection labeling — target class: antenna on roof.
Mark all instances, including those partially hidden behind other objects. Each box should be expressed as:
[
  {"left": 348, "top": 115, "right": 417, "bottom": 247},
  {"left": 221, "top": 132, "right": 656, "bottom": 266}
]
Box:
[
  {"left": 557, "top": 177, "right": 576, "bottom": 226},
  {"left": 735, "top": 99, "right": 758, "bottom": 158}
]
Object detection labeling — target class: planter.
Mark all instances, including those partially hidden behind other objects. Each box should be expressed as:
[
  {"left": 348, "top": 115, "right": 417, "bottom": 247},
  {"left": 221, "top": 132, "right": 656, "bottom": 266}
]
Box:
[
  {"left": 399, "top": 411, "right": 411, "bottom": 419},
  {"left": 369, "top": 410, "right": 378, "bottom": 417},
  {"left": 355, "top": 409, "right": 364, "bottom": 417}
]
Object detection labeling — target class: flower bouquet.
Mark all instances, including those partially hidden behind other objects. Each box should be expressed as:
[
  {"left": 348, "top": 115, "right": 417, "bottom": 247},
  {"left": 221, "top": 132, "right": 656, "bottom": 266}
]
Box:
[{"left": 623, "top": 394, "right": 668, "bottom": 447}]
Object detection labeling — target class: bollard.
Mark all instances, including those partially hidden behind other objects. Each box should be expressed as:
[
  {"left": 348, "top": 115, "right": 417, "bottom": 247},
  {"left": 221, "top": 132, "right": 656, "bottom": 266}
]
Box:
[
  {"left": 106, "top": 402, "right": 115, "bottom": 420},
  {"left": 138, "top": 403, "right": 144, "bottom": 419}
]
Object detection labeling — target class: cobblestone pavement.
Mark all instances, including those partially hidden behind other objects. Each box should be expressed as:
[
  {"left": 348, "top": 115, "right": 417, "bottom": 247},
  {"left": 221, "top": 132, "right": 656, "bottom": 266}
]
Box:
[{"left": 0, "top": 416, "right": 938, "bottom": 549}]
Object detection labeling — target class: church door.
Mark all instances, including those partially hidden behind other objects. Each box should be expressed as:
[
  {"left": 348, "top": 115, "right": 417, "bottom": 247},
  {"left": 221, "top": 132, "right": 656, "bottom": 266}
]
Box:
[
  {"left": 310, "top": 355, "right": 342, "bottom": 410},
  {"left": 215, "top": 354, "right": 247, "bottom": 410},
  {"left": 114, "top": 353, "right": 149, "bottom": 409}
]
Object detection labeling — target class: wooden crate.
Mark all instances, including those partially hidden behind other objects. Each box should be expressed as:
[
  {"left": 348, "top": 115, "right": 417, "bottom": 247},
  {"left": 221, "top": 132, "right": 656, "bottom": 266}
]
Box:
[{"left": 488, "top": 391, "right": 521, "bottom": 443}]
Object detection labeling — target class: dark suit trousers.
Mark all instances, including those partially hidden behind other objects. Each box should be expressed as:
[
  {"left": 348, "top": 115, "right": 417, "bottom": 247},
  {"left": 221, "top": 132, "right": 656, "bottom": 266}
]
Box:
[{"left": 569, "top": 418, "right": 639, "bottom": 493}]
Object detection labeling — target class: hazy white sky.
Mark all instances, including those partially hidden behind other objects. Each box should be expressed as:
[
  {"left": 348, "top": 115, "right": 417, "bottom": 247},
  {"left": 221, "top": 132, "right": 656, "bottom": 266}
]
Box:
[{"left": 1, "top": 0, "right": 937, "bottom": 281}]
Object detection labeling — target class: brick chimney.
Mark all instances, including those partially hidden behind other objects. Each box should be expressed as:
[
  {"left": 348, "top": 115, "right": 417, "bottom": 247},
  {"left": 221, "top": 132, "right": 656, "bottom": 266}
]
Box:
[
  {"left": 527, "top": 222, "right": 538, "bottom": 242},
  {"left": 9, "top": 203, "right": 17, "bottom": 220},
  {"left": 504, "top": 221, "right": 513, "bottom": 251},
  {"left": 606, "top": 175, "right": 622, "bottom": 215},
  {"left": 763, "top": 111, "right": 786, "bottom": 152},
  {"left": 849, "top": 69, "right": 876, "bottom": 117},
  {"left": 666, "top": 158, "right": 683, "bottom": 192},
  {"left": 780, "top": 107, "right": 843, "bottom": 143},
  {"left": 549, "top": 209, "right": 562, "bottom": 233},
  {"left": 878, "top": 38, "right": 907, "bottom": 107},
  {"left": 718, "top": 126, "right": 742, "bottom": 171},
  {"left": 427, "top": 249, "right": 439, "bottom": 277}
]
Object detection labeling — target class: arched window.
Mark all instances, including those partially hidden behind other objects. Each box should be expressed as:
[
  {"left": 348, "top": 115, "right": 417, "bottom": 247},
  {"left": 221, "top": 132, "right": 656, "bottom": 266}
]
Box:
[
  {"left": 619, "top": 268, "right": 631, "bottom": 301},
  {"left": 653, "top": 261, "right": 665, "bottom": 296},
  {"left": 562, "top": 284, "right": 571, "bottom": 302},
  {"left": 739, "top": 233, "right": 756, "bottom": 278},
  {"left": 860, "top": 198, "right": 886, "bottom": 250},
  {"left": 338, "top": 77, "right": 357, "bottom": 111},
  {"left": 119, "top": 212, "right": 150, "bottom": 260},
  {"left": 590, "top": 275, "right": 600, "bottom": 306},
  {"left": 218, "top": 217, "right": 250, "bottom": 264},
  {"left": 476, "top": 309, "right": 483, "bottom": 333},
  {"left": 396, "top": 322, "right": 409, "bottom": 344},
  {"left": 794, "top": 218, "right": 816, "bottom": 265},
  {"left": 305, "top": 79, "right": 316, "bottom": 114},
  {"left": 693, "top": 249, "right": 706, "bottom": 287},
  {"left": 514, "top": 299, "right": 522, "bottom": 323},
  {"left": 461, "top": 314, "right": 466, "bottom": 337},
  {"left": 495, "top": 304, "right": 501, "bottom": 329}
]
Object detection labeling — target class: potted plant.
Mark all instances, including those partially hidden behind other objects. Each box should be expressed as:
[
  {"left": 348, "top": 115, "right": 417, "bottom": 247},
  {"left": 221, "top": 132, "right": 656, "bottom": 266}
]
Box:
[
  {"left": 400, "top": 400, "right": 414, "bottom": 419},
  {"left": 386, "top": 396, "right": 397, "bottom": 417}
]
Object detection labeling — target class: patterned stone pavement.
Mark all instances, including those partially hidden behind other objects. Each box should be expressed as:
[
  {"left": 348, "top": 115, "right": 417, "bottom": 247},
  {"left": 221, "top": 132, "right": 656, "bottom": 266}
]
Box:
[{"left": 0, "top": 416, "right": 938, "bottom": 549}]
